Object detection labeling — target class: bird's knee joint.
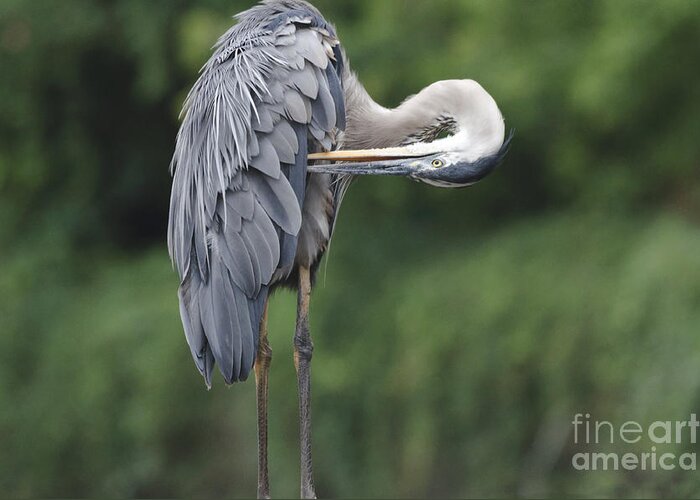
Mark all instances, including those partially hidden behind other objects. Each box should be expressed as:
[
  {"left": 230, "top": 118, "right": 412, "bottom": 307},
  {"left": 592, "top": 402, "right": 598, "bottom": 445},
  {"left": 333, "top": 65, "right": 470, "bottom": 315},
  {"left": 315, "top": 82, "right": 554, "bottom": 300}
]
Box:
[
  {"left": 257, "top": 338, "right": 272, "bottom": 365},
  {"left": 294, "top": 337, "right": 313, "bottom": 362}
]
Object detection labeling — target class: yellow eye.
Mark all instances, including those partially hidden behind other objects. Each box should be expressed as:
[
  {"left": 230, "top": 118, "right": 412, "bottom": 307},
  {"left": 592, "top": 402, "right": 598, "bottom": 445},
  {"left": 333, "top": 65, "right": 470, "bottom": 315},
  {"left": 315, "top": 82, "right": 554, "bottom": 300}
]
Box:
[{"left": 432, "top": 159, "right": 443, "bottom": 168}]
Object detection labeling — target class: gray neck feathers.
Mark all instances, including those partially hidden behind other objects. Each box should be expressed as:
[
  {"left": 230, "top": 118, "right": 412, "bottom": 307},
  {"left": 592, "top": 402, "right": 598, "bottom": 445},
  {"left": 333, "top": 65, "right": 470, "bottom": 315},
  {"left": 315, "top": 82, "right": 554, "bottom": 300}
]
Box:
[{"left": 340, "top": 70, "right": 455, "bottom": 150}]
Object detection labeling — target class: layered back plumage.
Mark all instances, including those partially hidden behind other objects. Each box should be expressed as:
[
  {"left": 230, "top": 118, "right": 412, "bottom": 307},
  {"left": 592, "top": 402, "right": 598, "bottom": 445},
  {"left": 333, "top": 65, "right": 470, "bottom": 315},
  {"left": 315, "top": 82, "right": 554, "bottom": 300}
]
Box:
[{"left": 168, "top": 0, "right": 346, "bottom": 386}]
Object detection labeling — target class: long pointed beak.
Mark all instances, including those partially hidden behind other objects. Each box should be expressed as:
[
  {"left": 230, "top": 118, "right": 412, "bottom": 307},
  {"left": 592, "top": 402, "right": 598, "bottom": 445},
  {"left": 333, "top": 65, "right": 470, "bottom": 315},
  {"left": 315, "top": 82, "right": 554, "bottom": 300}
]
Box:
[
  {"left": 307, "top": 146, "right": 428, "bottom": 176},
  {"left": 308, "top": 146, "right": 426, "bottom": 163},
  {"left": 306, "top": 157, "right": 418, "bottom": 176}
]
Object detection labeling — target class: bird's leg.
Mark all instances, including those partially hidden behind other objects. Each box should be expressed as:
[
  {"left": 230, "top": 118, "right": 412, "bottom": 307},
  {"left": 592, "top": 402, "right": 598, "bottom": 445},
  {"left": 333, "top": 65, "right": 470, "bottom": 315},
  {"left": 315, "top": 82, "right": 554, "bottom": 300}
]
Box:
[
  {"left": 295, "top": 266, "right": 316, "bottom": 499},
  {"left": 255, "top": 300, "right": 272, "bottom": 499}
]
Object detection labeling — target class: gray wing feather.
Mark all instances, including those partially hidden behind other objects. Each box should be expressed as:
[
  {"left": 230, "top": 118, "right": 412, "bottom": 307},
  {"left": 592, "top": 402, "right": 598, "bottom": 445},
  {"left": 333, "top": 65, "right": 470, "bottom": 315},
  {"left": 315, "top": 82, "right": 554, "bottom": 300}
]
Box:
[
  {"left": 221, "top": 227, "right": 256, "bottom": 296},
  {"left": 168, "top": 0, "right": 346, "bottom": 385},
  {"left": 252, "top": 106, "right": 275, "bottom": 132},
  {"left": 291, "top": 64, "right": 319, "bottom": 99},
  {"left": 288, "top": 123, "right": 308, "bottom": 202},
  {"left": 311, "top": 66, "right": 336, "bottom": 131},
  {"left": 198, "top": 259, "right": 233, "bottom": 378},
  {"left": 250, "top": 137, "right": 281, "bottom": 178},
  {"left": 245, "top": 203, "right": 278, "bottom": 281},
  {"left": 278, "top": 44, "right": 305, "bottom": 70},
  {"left": 225, "top": 189, "right": 254, "bottom": 221},
  {"left": 295, "top": 30, "right": 328, "bottom": 69},
  {"left": 284, "top": 88, "right": 310, "bottom": 123},
  {"left": 178, "top": 274, "right": 210, "bottom": 378},
  {"left": 309, "top": 122, "right": 325, "bottom": 142},
  {"left": 325, "top": 63, "right": 346, "bottom": 130},
  {"left": 276, "top": 119, "right": 300, "bottom": 154},
  {"left": 193, "top": 224, "right": 209, "bottom": 281},
  {"left": 232, "top": 281, "right": 253, "bottom": 380},
  {"left": 241, "top": 229, "right": 262, "bottom": 288},
  {"left": 249, "top": 172, "right": 303, "bottom": 235},
  {"left": 277, "top": 122, "right": 309, "bottom": 274},
  {"left": 268, "top": 123, "right": 297, "bottom": 164}
]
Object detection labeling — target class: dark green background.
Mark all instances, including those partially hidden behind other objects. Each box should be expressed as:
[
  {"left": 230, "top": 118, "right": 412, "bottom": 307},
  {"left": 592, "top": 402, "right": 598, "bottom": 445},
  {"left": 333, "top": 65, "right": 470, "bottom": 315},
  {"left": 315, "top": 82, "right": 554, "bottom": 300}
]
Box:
[{"left": 1, "top": 0, "right": 699, "bottom": 497}]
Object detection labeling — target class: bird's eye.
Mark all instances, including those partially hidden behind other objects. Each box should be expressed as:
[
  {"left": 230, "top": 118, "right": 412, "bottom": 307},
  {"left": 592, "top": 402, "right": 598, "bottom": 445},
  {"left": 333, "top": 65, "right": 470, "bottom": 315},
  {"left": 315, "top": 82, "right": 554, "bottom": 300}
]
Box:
[{"left": 431, "top": 159, "right": 443, "bottom": 168}]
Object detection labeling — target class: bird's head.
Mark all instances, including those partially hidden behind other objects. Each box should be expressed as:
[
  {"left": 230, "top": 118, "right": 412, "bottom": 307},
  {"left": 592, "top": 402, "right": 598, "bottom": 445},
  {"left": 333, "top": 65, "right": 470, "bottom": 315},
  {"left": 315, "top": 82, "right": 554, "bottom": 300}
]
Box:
[{"left": 308, "top": 79, "right": 511, "bottom": 188}]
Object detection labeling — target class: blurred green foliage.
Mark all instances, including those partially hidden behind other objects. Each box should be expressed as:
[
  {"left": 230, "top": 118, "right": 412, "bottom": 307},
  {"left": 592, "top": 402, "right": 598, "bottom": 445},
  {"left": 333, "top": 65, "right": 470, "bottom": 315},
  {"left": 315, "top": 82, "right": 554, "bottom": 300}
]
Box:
[{"left": 0, "top": 0, "right": 699, "bottom": 497}]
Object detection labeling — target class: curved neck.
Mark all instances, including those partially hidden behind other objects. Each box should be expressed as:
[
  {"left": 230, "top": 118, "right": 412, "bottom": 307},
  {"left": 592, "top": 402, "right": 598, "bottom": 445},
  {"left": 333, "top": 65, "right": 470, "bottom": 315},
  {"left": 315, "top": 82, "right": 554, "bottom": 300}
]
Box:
[{"left": 341, "top": 74, "right": 505, "bottom": 161}]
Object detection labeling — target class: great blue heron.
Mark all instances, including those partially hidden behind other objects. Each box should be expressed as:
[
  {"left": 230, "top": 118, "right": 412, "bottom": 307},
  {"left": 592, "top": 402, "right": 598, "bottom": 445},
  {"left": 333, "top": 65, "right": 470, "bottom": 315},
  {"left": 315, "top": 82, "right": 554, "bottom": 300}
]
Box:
[{"left": 168, "top": 0, "right": 509, "bottom": 497}]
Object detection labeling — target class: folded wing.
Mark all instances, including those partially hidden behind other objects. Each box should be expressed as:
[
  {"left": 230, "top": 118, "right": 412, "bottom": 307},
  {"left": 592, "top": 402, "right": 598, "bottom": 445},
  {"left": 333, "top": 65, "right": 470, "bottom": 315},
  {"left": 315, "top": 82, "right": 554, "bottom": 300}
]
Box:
[{"left": 168, "top": 1, "right": 346, "bottom": 386}]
